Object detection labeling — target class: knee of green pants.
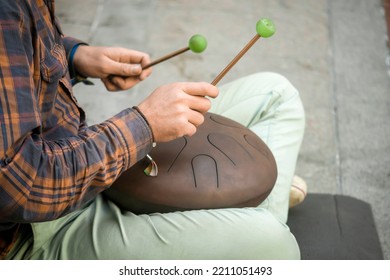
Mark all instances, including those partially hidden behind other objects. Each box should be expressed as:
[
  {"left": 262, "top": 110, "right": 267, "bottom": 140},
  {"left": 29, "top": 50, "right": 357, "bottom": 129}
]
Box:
[{"left": 243, "top": 208, "right": 301, "bottom": 260}]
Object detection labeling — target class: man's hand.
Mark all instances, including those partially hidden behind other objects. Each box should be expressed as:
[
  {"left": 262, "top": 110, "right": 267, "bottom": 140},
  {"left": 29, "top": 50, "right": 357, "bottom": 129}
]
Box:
[
  {"left": 137, "top": 82, "right": 219, "bottom": 142},
  {"left": 73, "top": 45, "right": 152, "bottom": 91}
]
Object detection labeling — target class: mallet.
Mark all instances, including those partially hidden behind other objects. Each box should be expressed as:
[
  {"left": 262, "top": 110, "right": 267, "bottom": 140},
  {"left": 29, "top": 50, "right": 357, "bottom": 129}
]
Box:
[
  {"left": 211, "top": 18, "right": 275, "bottom": 86},
  {"left": 143, "top": 34, "right": 207, "bottom": 69},
  {"left": 140, "top": 34, "right": 207, "bottom": 177}
]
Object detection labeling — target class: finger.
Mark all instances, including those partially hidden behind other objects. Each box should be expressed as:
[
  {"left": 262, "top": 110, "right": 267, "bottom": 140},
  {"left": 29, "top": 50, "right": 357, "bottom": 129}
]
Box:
[
  {"left": 182, "top": 82, "right": 219, "bottom": 99},
  {"left": 183, "top": 122, "right": 197, "bottom": 137},
  {"left": 108, "top": 76, "right": 139, "bottom": 90},
  {"left": 187, "top": 95, "right": 212, "bottom": 113},
  {"left": 187, "top": 110, "right": 205, "bottom": 127},
  {"left": 101, "top": 77, "right": 121, "bottom": 91},
  {"left": 138, "top": 52, "right": 152, "bottom": 68},
  {"left": 112, "top": 49, "right": 151, "bottom": 65},
  {"left": 138, "top": 67, "right": 153, "bottom": 81},
  {"left": 105, "top": 60, "right": 143, "bottom": 77}
]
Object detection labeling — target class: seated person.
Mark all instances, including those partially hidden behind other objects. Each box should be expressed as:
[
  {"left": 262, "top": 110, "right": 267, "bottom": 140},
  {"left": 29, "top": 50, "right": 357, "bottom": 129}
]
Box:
[{"left": 0, "top": 0, "right": 305, "bottom": 259}]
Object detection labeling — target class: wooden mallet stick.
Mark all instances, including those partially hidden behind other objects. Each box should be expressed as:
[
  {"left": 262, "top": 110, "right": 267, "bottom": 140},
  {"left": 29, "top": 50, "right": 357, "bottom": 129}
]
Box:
[
  {"left": 143, "top": 34, "right": 207, "bottom": 69},
  {"left": 211, "top": 18, "right": 275, "bottom": 86}
]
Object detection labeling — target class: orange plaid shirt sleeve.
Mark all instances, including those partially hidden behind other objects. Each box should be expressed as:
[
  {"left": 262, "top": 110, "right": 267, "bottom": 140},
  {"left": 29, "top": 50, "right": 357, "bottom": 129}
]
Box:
[{"left": 0, "top": 0, "right": 153, "bottom": 258}]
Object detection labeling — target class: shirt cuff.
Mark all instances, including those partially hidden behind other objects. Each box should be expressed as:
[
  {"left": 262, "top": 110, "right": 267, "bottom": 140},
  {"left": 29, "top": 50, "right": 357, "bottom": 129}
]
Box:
[
  {"left": 107, "top": 107, "right": 154, "bottom": 170},
  {"left": 63, "top": 36, "right": 87, "bottom": 59}
]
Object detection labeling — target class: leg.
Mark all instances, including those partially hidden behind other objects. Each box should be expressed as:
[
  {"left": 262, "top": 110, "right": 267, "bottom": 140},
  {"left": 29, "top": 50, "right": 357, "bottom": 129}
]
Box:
[
  {"left": 210, "top": 72, "right": 305, "bottom": 222},
  {"left": 7, "top": 72, "right": 303, "bottom": 260},
  {"left": 26, "top": 195, "right": 299, "bottom": 260}
]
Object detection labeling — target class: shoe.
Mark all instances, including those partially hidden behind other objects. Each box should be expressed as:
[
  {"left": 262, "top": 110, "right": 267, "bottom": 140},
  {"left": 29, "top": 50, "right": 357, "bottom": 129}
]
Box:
[{"left": 289, "top": 175, "right": 308, "bottom": 208}]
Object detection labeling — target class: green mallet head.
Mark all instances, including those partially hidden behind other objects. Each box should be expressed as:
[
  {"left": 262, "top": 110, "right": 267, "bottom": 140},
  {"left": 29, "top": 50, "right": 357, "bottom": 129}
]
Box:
[
  {"left": 256, "top": 18, "right": 275, "bottom": 38},
  {"left": 188, "top": 34, "right": 207, "bottom": 53}
]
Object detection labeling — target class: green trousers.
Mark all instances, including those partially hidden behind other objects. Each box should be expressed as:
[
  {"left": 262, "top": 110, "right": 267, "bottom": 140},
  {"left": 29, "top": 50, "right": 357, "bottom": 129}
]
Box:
[{"left": 8, "top": 72, "right": 305, "bottom": 260}]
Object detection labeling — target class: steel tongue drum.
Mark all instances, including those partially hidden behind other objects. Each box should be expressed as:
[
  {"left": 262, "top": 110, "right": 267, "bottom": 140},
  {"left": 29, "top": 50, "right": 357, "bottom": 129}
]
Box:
[{"left": 103, "top": 19, "right": 277, "bottom": 214}]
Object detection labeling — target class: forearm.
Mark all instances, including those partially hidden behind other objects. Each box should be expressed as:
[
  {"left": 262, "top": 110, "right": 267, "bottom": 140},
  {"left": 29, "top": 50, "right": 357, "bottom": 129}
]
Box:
[{"left": 0, "top": 108, "right": 153, "bottom": 223}]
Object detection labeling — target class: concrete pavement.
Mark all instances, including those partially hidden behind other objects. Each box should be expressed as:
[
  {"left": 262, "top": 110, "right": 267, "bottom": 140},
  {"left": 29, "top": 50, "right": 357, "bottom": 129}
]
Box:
[{"left": 56, "top": 0, "right": 390, "bottom": 259}]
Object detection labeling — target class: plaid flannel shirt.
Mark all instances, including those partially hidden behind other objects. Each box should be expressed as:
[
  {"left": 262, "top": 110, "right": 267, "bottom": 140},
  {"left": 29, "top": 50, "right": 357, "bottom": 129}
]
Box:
[{"left": 0, "top": 0, "right": 153, "bottom": 258}]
